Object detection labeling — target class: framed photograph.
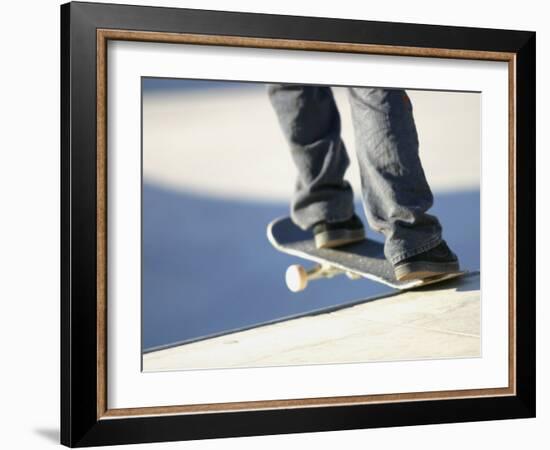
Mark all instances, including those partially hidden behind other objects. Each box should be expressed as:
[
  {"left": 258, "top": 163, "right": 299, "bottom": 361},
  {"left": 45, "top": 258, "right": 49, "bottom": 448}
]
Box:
[{"left": 60, "top": 1, "right": 535, "bottom": 447}]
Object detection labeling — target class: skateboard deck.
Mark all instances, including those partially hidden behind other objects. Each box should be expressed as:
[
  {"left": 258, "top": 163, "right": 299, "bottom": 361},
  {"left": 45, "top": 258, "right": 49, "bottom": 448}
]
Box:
[{"left": 267, "top": 216, "right": 465, "bottom": 291}]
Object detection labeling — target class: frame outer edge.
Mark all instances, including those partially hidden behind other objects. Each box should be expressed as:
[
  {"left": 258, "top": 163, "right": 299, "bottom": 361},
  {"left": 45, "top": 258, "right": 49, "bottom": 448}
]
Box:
[
  {"left": 64, "top": 2, "right": 103, "bottom": 447},
  {"left": 514, "top": 32, "right": 536, "bottom": 416},
  {"left": 60, "top": 2, "right": 72, "bottom": 447},
  {"left": 61, "top": 2, "right": 536, "bottom": 445}
]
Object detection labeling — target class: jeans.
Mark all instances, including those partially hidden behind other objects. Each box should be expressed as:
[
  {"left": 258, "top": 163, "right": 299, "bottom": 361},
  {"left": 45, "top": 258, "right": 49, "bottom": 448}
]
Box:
[{"left": 267, "top": 85, "right": 442, "bottom": 264}]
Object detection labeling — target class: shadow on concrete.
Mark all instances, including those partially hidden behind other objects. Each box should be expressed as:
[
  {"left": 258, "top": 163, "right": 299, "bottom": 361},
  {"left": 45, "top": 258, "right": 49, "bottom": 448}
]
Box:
[
  {"left": 454, "top": 272, "right": 481, "bottom": 293},
  {"left": 409, "top": 271, "right": 480, "bottom": 294},
  {"left": 142, "top": 183, "right": 479, "bottom": 351}
]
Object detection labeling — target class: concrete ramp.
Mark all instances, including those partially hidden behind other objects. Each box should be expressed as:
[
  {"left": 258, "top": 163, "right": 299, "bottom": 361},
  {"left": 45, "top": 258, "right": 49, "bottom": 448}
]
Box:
[{"left": 143, "top": 273, "right": 480, "bottom": 372}]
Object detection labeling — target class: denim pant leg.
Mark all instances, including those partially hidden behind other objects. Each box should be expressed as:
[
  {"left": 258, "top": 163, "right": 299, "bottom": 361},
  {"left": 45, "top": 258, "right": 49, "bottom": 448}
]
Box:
[
  {"left": 347, "top": 88, "right": 442, "bottom": 264},
  {"left": 268, "top": 84, "right": 355, "bottom": 230}
]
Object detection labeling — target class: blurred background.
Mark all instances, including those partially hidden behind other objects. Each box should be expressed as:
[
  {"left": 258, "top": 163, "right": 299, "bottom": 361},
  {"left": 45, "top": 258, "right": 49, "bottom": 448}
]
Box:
[{"left": 142, "top": 78, "right": 480, "bottom": 353}]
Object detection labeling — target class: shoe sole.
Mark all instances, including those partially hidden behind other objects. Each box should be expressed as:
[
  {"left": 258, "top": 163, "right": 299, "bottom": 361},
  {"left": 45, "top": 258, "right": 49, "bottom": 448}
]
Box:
[
  {"left": 394, "top": 261, "right": 460, "bottom": 281},
  {"left": 315, "top": 228, "right": 365, "bottom": 249}
]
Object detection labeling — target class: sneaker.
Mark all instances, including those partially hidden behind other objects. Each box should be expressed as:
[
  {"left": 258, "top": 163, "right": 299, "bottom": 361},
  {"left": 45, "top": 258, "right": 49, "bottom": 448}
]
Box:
[
  {"left": 393, "top": 240, "right": 459, "bottom": 281},
  {"left": 312, "top": 214, "right": 365, "bottom": 249}
]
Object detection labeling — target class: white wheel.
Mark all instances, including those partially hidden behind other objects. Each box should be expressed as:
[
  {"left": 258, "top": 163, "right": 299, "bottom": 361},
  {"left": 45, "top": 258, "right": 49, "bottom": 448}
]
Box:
[{"left": 285, "top": 264, "right": 308, "bottom": 292}]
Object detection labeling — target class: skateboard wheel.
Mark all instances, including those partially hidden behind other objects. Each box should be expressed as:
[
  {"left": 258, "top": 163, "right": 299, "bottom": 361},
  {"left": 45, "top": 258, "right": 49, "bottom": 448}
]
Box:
[{"left": 285, "top": 264, "right": 308, "bottom": 292}]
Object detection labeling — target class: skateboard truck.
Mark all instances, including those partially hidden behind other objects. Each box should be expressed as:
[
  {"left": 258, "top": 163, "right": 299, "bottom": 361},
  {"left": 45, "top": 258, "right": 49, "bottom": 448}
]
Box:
[{"left": 285, "top": 263, "right": 361, "bottom": 292}]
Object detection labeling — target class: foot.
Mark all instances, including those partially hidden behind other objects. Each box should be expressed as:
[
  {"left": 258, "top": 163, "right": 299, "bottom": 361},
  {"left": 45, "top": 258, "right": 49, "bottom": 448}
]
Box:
[
  {"left": 312, "top": 214, "right": 365, "bottom": 249},
  {"left": 393, "top": 240, "right": 459, "bottom": 281}
]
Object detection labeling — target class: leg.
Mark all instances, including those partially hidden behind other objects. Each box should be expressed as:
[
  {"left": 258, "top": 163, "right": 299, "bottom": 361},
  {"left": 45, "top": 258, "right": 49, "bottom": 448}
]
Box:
[
  {"left": 347, "top": 88, "right": 445, "bottom": 265},
  {"left": 267, "top": 84, "right": 355, "bottom": 230}
]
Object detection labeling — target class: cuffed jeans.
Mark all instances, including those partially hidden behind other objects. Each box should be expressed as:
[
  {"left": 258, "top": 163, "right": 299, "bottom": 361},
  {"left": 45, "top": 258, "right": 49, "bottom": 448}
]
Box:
[{"left": 267, "top": 85, "right": 442, "bottom": 264}]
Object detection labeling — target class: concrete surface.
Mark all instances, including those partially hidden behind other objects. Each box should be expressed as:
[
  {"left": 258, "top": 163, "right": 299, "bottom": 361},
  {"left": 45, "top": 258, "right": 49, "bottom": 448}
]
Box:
[{"left": 143, "top": 273, "right": 480, "bottom": 371}]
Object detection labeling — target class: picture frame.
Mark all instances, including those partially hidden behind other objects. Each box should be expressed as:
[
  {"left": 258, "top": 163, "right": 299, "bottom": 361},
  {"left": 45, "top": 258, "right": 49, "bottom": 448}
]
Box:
[{"left": 60, "top": 1, "right": 535, "bottom": 447}]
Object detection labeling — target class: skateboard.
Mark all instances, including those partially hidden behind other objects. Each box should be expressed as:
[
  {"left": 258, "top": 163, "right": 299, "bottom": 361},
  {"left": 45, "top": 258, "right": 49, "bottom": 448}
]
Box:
[{"left": 267, "top": 216, "right": 465, "bottom": 292}]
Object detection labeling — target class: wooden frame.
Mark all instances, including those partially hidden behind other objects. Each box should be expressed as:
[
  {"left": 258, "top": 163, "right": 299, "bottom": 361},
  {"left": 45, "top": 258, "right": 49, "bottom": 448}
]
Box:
[{"left": 61, "top": 1, "right": 535, "bottom": 446}]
